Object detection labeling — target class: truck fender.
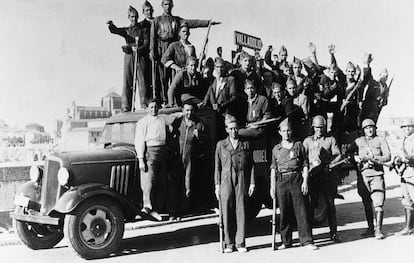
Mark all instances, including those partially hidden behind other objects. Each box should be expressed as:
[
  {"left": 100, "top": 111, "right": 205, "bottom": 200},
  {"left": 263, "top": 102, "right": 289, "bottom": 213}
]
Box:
[{"left": 52, "top": 183, "right": 137, "bottom": 216}]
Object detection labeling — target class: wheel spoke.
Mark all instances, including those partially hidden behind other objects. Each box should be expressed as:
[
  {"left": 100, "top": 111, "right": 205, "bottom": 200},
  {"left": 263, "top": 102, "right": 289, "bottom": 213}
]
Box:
[
  {"left": 95, "top": 209, "right": 106, "bottom": 219},
  {"left": 81, "top": 228, "right": 95, "bottom": 242},
  {"left": 104, "top": 218, "right": 112, "bottom": 233},
  {"left": 82, "top": 212, "right": 95, "bottom": 227},
  {"left": 94, "top": 235, "right": 106, "bottom": 245}
]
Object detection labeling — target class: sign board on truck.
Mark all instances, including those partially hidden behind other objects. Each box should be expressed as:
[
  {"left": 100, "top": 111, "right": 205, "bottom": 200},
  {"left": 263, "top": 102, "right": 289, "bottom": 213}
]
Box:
[{"left": 234, "top": 31, "right": 263, "bottom": 50}]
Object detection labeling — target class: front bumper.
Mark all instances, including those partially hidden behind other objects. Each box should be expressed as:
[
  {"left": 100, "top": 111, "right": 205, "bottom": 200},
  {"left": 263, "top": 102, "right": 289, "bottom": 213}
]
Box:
[{"left": 10, "top": 210, "right": 60, "bottom": 226}]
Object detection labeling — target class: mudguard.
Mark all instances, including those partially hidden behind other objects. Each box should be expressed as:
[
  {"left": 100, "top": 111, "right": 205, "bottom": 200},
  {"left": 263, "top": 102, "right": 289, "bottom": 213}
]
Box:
[{"left": 51, "top": 183, "right": 138, "bottom": 216}]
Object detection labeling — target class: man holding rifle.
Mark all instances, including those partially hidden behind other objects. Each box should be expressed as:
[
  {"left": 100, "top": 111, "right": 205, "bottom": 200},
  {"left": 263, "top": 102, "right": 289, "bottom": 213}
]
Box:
[
  {"left": 348, "top": 118, "right": 391, "bottom": 239},
  {"left": 214, "top": 115, "right": 255, "bottom": 253},
  {"left": 394, "top": 118, "right": 414, "bottom": 236},
  {"left": 107, "top": 6, "right": 150, "bottom": 112},
  {"left": 303, "top": 115, "right": 342, "bottom": 242}
]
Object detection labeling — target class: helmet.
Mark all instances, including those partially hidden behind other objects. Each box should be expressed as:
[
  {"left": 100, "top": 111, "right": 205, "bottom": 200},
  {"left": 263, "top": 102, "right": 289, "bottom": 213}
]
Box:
[
  {"left": 361, "top": 118, "right": 376, "bottom": 129},
  {"left": 312, "top": 115, "right": 326, "bottom": 127},
  {"left": 400, "top": 118, "right": 414, "bottom": 128}
]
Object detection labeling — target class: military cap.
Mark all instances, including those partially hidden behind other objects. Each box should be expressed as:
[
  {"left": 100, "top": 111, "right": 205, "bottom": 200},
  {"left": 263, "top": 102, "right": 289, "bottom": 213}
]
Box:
[
  {"left": 361, "top": 118, "right": 376, "bottom": 129},
  {"left": 224, "top": 114, "right": 238, "bottom": 126},
  {"left": 292, "top": 56, "right": 302, "bottom": 65},
  {"left": 142, "top": 1, "right": 153, "bottom": 9},
  {"left": 346, "top": 61, "right": 355, "bottom": 71},
  {"left": 279, "top": 45, "right": 288, "bottom": 54},
  {"left": 128, "top": 6, "right": 138, "bottom": 15},
  {"left": 400, "top": 118, "right": 414, "bottom": 128},
  {"left": 279, "top": 118, "right": 292, "bottom": 129}
]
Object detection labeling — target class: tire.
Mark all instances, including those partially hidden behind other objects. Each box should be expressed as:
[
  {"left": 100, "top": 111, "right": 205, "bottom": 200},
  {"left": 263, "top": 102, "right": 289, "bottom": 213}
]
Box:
[
  {"left": 64, "top": 197, "right": 124, "bottom": 259},
  {"left": 14, "top": 207, "right": 64, "bottom": 250}
]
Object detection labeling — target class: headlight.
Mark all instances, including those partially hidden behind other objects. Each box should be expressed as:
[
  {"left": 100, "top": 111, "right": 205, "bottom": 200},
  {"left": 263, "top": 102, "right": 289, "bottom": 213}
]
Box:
[
  {"left": 29, "top": 165, "right": 42, "bottom": 182},
  {"left": 57, "top": 168, "right": 70, "bottom": 186}
]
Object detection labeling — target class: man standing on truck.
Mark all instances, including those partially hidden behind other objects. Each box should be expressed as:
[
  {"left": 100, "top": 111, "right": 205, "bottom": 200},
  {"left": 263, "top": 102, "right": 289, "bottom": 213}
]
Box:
[
  {"left": 269, "top": 118, "right": 318, "bottom": 250},
  {"left": 303, "top": 115, "right": 342, "bottom": 242},
  {"left": 215, "top": 115, "right": 255, "bottom": 253},
  {"left": 348, "top": 118, "right": 391, "bottom": 239},
  {"left": 135, "top": 99, "right": 182, "bottom": 220}
]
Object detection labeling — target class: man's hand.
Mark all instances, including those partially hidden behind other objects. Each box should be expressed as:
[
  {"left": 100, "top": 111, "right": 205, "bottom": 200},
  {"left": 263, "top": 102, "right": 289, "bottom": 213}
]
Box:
[
  {"left": 215, "top": 185, "right": 220, "bottom": 200},
  {"left": 211, "top": 20, "right": 221, "bottom": 25},
  {"left": 186, "top": 189, "right": 191, "bottom": 198},
  {"left": 106, "top": 20, "right": 113, "bottom": 25},
  {"left": 301, "top": 181, "right": 308, "bottom": 195},
  {"left": 139, "top": 159, "right": 147, "bottom": 172},
  {"left": 309, "top": 42, "right": 317, "bottom": 54},
  {"left": 171, "top": 64, "right": 182, "bottom": 72},
  {"left": 328, "top": 44, "right": 336, "bottom": 55},
  {"left": 363, "top": 53, "right": 373, "bottom": 65},
  {"left": 248, "top": 184, "right": 255, "bottom": 197}
]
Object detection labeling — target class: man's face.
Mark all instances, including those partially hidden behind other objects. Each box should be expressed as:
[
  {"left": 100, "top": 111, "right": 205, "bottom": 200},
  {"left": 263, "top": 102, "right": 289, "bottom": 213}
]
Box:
[
  {"left": 329, "top": 67, "right": 338, "bottom": 77},
  {"left": 128, "top": 12, "right": 138, "bottom": 25},
  {"left": 263, "top": 72, "right": 273, "bottom": 84},
  {"left": 203, "top": 67, "right": 211, "bottom": 78},
  {"left": 279, "top": 51, "right": 288, "bottom": 61},
  {"left": 346, "top": 68, "right": 355, "bottom": 80},
  {"left": 186, "top": 60, "right": 197, "bottom": 75},
  {"left": 240, "top": 57, "right": 250, "bottom": 71},
  {"left": 147, "top": 102, "right": 158, "bottom": 116},
  {"left": 279, "top": 126, "right": 292, "bottom": 141},
  {"left": 283, "top": 66, "right": 292, "bottom": 77},
  {"left": 244, "top": 83, "right": 256, "bottom": 99},
  {"left": 286, "top": 83, "right": 296, "bottom": 96},
  {"left": 183, "top": 104, "right": 194, "bottom": 120},
  {"left": 179, "top": 27, "right": 189, "bottom": 41},
  {"left": 214, "top": 63, "right": 224, "bottom": 77},
  {"left": 403, "top": 126, "right": 414, "bottom": 137},
  {"left": 364, "top": 125, "right": 375, "bottom": 137},
  {"left": 272, "top": 86, "right": 283, "bottom": 101},
  {"left": 143, "top": 6, "right": 153, "bottom": 19},
  {"left": 225, "top": 122, "right": 239, "bottom": 139},
  {"left": 292, "top": 63, "right": 302, "bottom": 76},
  {"left": 162, "top": 0, "right": 173, "bottom": 14},
  {"left": 314, "top": 126, "right": 325, "bottom": 138}
]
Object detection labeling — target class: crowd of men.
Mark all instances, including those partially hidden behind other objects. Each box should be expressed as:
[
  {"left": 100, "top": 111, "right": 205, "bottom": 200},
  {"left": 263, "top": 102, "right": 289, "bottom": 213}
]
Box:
[{"left": 106, "top": 0, "right": 414, "bottom": 254}]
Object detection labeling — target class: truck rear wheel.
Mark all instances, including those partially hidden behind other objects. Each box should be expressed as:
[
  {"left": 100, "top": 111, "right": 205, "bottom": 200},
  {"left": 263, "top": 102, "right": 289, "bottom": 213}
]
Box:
[
  {"left": 14, "top": 207, "right": 63, "bottom": 249},
  {"left": 64, "top": 197, "right": 124, "bottom": 259}
]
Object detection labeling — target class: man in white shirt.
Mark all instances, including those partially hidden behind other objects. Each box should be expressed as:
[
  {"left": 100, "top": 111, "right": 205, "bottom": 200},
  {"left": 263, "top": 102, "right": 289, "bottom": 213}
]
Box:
[{"left": 135, "top": 99, "right": 181, "bottom": 220}]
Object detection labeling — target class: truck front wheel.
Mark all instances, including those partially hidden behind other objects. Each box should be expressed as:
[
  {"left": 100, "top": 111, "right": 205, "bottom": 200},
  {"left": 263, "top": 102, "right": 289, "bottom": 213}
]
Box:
[
  {"left": 14, "top": 207, "right": 63, "bottom": 249},
  {"left": 64, "top": 197, "right": 124, "bottom": 259}
]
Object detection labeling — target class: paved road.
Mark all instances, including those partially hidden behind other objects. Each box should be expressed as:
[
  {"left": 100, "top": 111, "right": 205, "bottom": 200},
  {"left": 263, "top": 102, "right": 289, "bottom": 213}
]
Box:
[{"left": 1, "top": 172, "right": 413, "bottom": 263}]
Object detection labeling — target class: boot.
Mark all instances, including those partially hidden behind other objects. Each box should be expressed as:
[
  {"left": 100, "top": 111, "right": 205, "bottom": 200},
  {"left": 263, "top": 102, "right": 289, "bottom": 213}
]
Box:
[
  {"left": 396, "top": 208, "right": 414, "bottom": 236},
  {"left": 361, "top": 207, "right": 375, "bottom": 237},
  {"left": 375, "top": 211, "right": 385, "bottom": 239}
]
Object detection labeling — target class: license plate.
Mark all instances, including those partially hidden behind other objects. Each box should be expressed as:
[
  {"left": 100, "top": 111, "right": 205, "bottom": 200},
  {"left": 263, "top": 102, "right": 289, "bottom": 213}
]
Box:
[{"left": 14, "top": 195, "right": 30, "bottom": 207}]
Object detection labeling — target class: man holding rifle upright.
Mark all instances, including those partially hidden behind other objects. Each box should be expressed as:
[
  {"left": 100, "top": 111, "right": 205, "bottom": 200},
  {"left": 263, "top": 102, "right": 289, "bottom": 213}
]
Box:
[
  {"left": 107, "top": 6, "right": 150, "bottom": 112},
  {"left": 394, "top": 118, "right": 414, "bottom": 236},
  {"left": 303, "top": 115, "right": 342, "bottom": 242}
]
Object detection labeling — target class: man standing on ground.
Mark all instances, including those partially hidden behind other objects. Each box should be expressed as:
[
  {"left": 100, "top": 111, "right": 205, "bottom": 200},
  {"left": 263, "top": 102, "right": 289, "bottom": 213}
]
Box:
[
  {"left": 303, "top": 115, "right": 342, "bottom": 242},
  {"left": 215, "top": 115, "right": 255, "bottom": 253},
  {"left": 270, "top": 118, "right": 318, "bottom": 250},
  {"left": 349, "top": 118, "right": 391, "bottom": 239},
  {"left": 394, "top": 118, "right": 414, "bottom": 235}
]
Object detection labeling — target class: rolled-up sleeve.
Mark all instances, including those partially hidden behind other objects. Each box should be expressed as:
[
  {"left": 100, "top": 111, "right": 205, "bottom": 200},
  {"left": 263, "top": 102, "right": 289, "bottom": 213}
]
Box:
[{"left": 270, "top": 147, "right": 278, "bottom": 170}]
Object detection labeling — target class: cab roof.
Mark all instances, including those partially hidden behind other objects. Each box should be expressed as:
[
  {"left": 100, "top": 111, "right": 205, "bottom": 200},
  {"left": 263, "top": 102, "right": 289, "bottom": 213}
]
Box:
[{"left": 105, "top": 108, "right": 182, "bottom": 124}]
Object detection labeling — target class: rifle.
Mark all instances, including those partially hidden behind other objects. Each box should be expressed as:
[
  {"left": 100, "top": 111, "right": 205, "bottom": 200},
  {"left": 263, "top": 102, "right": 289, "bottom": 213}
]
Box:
[
  {"left": 131, "top": 36, "right": 140, "bottom": 112},
  {"left": 217, "top": 187, "right": 224, "bottom": 253},
  {"left": 340, "top": 77, "right": 364, "bottom": 112},
  {"left": 271, "top": 189, "right": 277, "bottom": 250},
  {"left": 328, "top": 156, "right": 352, "bottom": 169},
  {"left": 152, "top": 59, "right": 157, "bottom": 100},
  {"left": 197, "top": 22, "right": 212, "bottom": 72}
]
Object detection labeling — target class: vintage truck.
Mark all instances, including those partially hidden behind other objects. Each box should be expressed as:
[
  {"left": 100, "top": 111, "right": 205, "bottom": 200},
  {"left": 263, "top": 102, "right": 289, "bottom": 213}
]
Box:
[{"left": 10, "top": 107, "right": 287, "bottom": 259}]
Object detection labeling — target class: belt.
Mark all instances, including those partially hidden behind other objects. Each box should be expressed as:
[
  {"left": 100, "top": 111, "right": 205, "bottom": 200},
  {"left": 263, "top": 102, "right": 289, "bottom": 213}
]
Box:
[{"left": 279, "top": 170, "right": 299, "bottom": 176}]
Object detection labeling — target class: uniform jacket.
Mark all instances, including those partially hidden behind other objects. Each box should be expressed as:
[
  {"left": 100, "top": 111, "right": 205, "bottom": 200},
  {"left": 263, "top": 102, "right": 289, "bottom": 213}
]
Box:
[
  {"left": 246, "top": 94, "right": 270, "bottom": 123},
  {"left": 303, "top": 135, "right": 341, "bottom": 170},
  {"left": 214, "top": 138, "right": 255, "bottom": 186},
  {"left": 161, "top": 40, "right": 196, "bottom": 69},
  {"left": 350, "top": 135, "right": 391, "bottom": 176}
]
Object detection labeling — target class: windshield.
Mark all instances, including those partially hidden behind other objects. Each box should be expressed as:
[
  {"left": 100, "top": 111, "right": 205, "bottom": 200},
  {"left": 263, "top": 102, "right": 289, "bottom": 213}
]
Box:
[{"left": 97, "top": 122, "right": 136, "bottom": 145}]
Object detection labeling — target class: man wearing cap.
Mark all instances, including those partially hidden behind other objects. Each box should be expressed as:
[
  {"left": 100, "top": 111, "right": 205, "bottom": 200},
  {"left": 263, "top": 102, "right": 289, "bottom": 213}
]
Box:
[
  {"left": 393, "top": 118, "right": 414, "bottom": 235},
  {"left": 135, "top": 99, "right": 182, "bottom": 220},
  {"left": 214, "top": 115, "right": 255, "bottom": 253},
  {"left": 270, "top": 118, "right": 318, "bottom": 250},
  {"left": 150, "top": 0, "right": 220, "bottom": 104},
  {"left": 140, "top": 1, "right": 154, "bottom": 100},
  {"left": 303, "top": 115, "right": 342, "bottom": 242},
  {"left": 348, "top": 118, "right": 391, "bottom": 239},
  {"left": 107, "top": 6, "right": 150, "bottom": 111}
]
